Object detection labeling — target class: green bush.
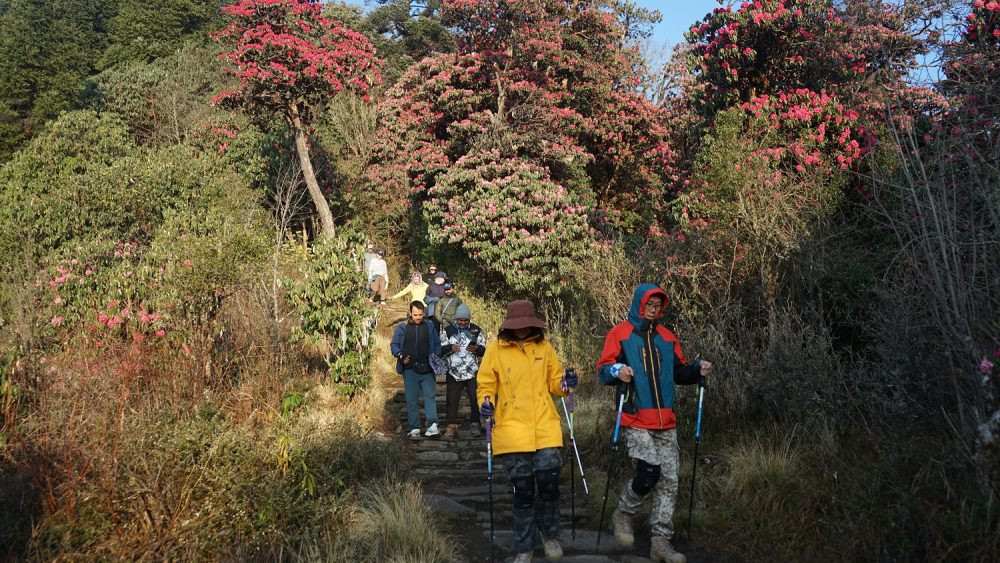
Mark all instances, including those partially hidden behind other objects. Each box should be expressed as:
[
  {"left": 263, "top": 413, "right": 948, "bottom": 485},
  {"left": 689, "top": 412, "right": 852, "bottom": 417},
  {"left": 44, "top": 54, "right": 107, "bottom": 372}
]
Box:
[
  {"left": 0, "top": 111, "right": 271, "bottom": 342},
  {"left": 0, "top": 111, "right": 133, "bottom": 273},
  {"left": 285, "top": 231, "right": 374, "bottom": 395}
]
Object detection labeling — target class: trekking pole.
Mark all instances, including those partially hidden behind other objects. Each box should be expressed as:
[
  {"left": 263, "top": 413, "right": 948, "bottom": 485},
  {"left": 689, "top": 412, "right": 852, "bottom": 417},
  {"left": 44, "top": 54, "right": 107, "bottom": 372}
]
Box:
[
  {"left": 559, "top": 396, "right": 577, "bottom": 542},
  {"left": 560, "top": 393, "right": 590, "bottom": 494},
  {"left": 570, "top": 410, "right": 576, "bottom": 543},
  {"left": 597, "top": 386, "right": 626, "bottom": 548},
  {"left": 560, "top": 391, "right": 590, "bottom": 542},
  {"left": 485, "top": 396, "right": 495, "bottom": 563},
  {"left": 687, "top": 366, "right": 707, "bottom": 538}
]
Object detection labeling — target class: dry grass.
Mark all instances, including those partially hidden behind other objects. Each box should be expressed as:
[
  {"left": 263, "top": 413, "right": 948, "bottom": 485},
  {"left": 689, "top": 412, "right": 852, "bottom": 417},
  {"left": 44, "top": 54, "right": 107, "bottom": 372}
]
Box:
[
  {"left": 686, "top": 426, "right": 833, "bottom": 561},
  {"left": 1, "top": 272, "right": 420, "bottom": 559},
  {"left": 293, "top": 478, "right": 460, "bottom": 563}
]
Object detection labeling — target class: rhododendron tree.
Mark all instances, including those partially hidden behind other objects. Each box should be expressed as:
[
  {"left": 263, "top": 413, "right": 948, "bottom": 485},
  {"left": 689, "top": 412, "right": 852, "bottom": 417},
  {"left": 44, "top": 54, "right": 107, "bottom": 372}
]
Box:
[
  {"left": 869, "top": 1, "right": 1000, "bottom": 467},
  {"left": 945, "top": 0, "right": 1000, "bottom": 129},
  {"left": 366, "top": 0, "right": 674, "bottom": 293},
  {"left": 212, "top": 0, "right": 381, "bottom": 238},
  {"left": 673, "top": 101, "right": 861, "bottom": 290},
  {"left": 672, "top": 0, "right": 924, "bottom": 299},
  {"left": 427, "top": 152, "right": 593, "bottom": 292},
  {"left": 685, "top": 0, "right": 921, "bottom": 119}
]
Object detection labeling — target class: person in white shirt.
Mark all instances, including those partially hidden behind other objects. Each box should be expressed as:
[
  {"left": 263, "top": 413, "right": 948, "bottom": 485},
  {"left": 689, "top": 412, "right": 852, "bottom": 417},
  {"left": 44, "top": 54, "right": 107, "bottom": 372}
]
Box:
[
  {"left": 363, "top": 243, "right": 377, "bottom": 276},
  {"left": 367, "top": 249, "right": 388, "bottom": 303}
]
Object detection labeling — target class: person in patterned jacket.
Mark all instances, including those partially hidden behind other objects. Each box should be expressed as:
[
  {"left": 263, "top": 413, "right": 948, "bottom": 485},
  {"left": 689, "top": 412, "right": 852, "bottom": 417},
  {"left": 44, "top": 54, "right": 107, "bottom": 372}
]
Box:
[
  {"left": 597, "top": 283, "right": 713, "bottom": 563},
  {"left": 440, "top": 304, "right": 485, "bottom": 439}
]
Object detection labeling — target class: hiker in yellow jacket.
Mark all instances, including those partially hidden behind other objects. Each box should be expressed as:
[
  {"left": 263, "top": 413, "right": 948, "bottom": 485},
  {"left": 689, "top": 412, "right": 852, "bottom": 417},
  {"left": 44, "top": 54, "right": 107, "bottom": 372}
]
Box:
[
  {"left": 389, "top": 271, "right": 429, "bottom": 305},
  {"left": 477, "top": 300, "right": 578, "bottom": 563}
]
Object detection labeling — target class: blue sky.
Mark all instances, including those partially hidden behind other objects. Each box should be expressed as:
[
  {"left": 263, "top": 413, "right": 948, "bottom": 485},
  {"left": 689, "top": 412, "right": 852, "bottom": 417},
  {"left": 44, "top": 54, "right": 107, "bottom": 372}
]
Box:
[{"left": 636, "top": 0, "right": 723, "bottom": 49}]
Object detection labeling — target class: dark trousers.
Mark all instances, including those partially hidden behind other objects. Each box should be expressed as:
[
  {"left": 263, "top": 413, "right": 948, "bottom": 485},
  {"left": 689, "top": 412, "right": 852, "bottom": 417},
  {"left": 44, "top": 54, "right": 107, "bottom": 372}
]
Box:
[
  {"left": 446, "top": 375, "right": 480, "bottom": 425},
  {"left": 497, "top": 448, "right": 563, "bottom": 553}
]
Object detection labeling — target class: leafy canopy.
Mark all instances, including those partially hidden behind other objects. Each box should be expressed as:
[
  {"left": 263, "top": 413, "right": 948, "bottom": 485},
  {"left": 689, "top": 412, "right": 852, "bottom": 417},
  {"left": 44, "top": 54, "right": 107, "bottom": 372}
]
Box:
[
  {"left": 211, "top": 0, "right": 382, "bottom": 126},
  {"left": 367, "top": 0, "right": 674, "bottom": 294}
]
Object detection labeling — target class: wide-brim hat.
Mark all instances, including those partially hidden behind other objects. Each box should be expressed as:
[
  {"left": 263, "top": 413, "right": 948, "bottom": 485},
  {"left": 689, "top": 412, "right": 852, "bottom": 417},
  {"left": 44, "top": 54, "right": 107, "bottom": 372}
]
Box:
[{"left": 500, "top": 300, "right": 545, "bottom": 331}]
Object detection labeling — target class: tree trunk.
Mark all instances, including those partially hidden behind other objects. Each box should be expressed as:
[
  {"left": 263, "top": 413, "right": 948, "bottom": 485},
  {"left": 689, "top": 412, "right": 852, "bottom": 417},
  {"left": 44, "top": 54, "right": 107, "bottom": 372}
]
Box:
[{"left": 290, "top": 110, "right": 336, "bottom": 239}]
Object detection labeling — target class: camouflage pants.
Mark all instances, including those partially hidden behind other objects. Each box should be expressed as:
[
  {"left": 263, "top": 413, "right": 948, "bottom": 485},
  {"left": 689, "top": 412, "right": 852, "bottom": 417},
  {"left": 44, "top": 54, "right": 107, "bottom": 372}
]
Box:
[
  {"left": 617, "top": 427, "right": 679, "bottom": 538},
  {"left": 497, "top": 447, "right": 563, "bottom": 553}
]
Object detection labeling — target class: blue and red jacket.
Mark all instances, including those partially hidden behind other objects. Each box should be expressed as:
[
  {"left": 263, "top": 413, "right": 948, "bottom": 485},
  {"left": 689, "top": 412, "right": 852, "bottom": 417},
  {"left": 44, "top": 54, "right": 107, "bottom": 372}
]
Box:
[{"left": 596, "top": 283, "right": 701, "bottom": 430}]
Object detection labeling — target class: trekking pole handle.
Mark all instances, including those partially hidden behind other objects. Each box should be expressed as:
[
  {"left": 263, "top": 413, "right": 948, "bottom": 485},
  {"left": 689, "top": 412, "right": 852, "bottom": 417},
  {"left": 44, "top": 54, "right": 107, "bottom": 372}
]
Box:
[
  {"left": 484, "top": 396, "right": 493, "bottom": 472},
  {"left": 612, "top": 390, "right": 625, "bottom": 444},
  {"left": 694, "top": 386, "right": 704, "bottom": 442},
  {"left": 693, "top": 355, "right": 708, "bottom": 389},
  {"left": 484, "top": 396, "right": 493, "bottom": 440}
]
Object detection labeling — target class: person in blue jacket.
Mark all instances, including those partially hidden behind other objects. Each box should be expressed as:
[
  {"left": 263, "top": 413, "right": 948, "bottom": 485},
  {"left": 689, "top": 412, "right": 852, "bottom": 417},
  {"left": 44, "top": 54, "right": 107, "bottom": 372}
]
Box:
[{"left": 391, "top": 301, "right": 442, "bottom": 438}]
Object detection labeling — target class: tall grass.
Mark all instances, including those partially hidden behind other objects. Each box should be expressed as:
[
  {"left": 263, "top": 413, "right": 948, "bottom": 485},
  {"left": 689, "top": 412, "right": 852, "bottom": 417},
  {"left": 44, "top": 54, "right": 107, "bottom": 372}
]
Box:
[
  {"left": 293, "top": 478, "right": 459, "bottom": 562},
  {"left": 0, "top": 269, "right": 418, "bottom": 559},
  {"left": 714, "top": 429, "right": 825, "bottom": 560}
]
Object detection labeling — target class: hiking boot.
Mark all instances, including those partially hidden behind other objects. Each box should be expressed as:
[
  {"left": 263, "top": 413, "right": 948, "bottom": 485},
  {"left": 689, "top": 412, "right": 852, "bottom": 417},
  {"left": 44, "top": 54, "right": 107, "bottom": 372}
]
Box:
[
  {"left": 445, "top": 424, "right": 459, "bottom": 440},
  {"left": 611, "top": 509, "right": 635, "bottom": 547},
  {"left": 407, "top": 428, "right": 420, "bottom": 439},
  {"left": 650, "top": 536, "right": 686, "bottom": 563},
  {"left": 512, "top": 553, "right": 532, "bottom": 563},
  {"left": 469, "top": 422, "right": 482, "bottom": 437},
  {"left": 543, "top": 538, "right": 562, "bottom": 560},
  {"left": 424, "top": 422, "right": 440, "bottom": 437}
]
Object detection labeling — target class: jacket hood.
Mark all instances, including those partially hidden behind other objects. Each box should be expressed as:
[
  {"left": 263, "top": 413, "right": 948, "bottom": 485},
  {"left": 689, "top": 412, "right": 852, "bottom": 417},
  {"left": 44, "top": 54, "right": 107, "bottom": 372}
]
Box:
[{"left": 627, "top": 283, "right": 669, "bottom": 329}]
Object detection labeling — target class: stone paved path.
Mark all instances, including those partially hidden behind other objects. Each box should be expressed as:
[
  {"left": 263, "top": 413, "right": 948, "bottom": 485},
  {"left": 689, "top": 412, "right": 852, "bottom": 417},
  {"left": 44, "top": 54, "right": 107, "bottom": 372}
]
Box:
[{"left": 373, "top": 299, "right": 720, "bottom": 562}]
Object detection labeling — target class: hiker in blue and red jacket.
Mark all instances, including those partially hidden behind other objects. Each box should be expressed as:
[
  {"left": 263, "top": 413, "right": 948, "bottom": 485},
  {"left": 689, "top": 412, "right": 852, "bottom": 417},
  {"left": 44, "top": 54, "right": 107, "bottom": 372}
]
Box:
[{"left": 597, "top": 283, "right": 713, "bottom": 563}]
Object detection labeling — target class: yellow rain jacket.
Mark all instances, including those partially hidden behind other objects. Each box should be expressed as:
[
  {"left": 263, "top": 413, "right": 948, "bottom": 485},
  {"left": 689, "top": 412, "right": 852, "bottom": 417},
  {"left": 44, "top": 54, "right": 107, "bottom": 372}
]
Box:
[
  {"left": 390, "top": 281, "right": 429, "bottom": 305},
  {"left": 477, "top": 335, "right": 567, "bottom": 455}
]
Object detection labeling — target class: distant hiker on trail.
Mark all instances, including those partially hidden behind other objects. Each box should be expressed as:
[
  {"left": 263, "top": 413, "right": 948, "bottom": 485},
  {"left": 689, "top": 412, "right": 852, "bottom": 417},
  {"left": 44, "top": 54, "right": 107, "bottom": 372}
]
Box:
[
  {"left": 391, "top": 301, "right": 441, "bottom": 438},
  {"left": 425, "top": 265, "right": 447, "bottom": 299},
  {"left": 434, "top": 283, "right": 463, "bottom": 330},
  {"left": 596, "top": 283, "right": 713, "bottom": 563},
  {"left": 389, "top": 271, "right": 429, "bottom": 305},
  {"left": 441, "top": 303, "right": 485, "bottom": 440},
  {"left": 477, "top": 300, "right": 577, "bottom": 563},
  {"left": 425, "top": 271, "right": 448, "bottom": 334},
  {"left": 367, "top": 249, "right": 388, "bottom": 304},
  {"left": 363, "top": 242, "right": 376, "bottom": 275}
]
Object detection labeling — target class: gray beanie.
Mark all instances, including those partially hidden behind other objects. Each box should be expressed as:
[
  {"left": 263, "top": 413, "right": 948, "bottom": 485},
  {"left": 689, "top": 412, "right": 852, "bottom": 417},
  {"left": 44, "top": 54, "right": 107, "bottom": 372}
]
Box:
[{"left": 455, "top": 304, "right": 471, "bottom": 320}]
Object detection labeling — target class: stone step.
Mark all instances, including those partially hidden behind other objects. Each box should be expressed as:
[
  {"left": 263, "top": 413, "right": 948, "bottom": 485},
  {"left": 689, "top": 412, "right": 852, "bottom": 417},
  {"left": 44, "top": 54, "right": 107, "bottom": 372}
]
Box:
[
  {"left": 406, "top": 443, "right": 486, "bottom": 457},
  {"left": 389, "top": 391, "right": 465, "bottom": 403},
  {"left": 410, "top": 458, "right": 487, "bottom": 472},
  {"left": 395, "top": 411, "right": 478, "bottom": 422},
  {"left": 409, "top": 436, "right": 484, "bottom": 449},
  {"left": 394, "top": 399, "right": 474, "bottom": 410},
  {"left": 413, "top": 467, "right": 494, "bottom": 478},
  {"left": 470, "top": 505, "right": 591, "bottom": 518},
  {"left": 485, "top": 528, "right": 632, "bottom": 555}
]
